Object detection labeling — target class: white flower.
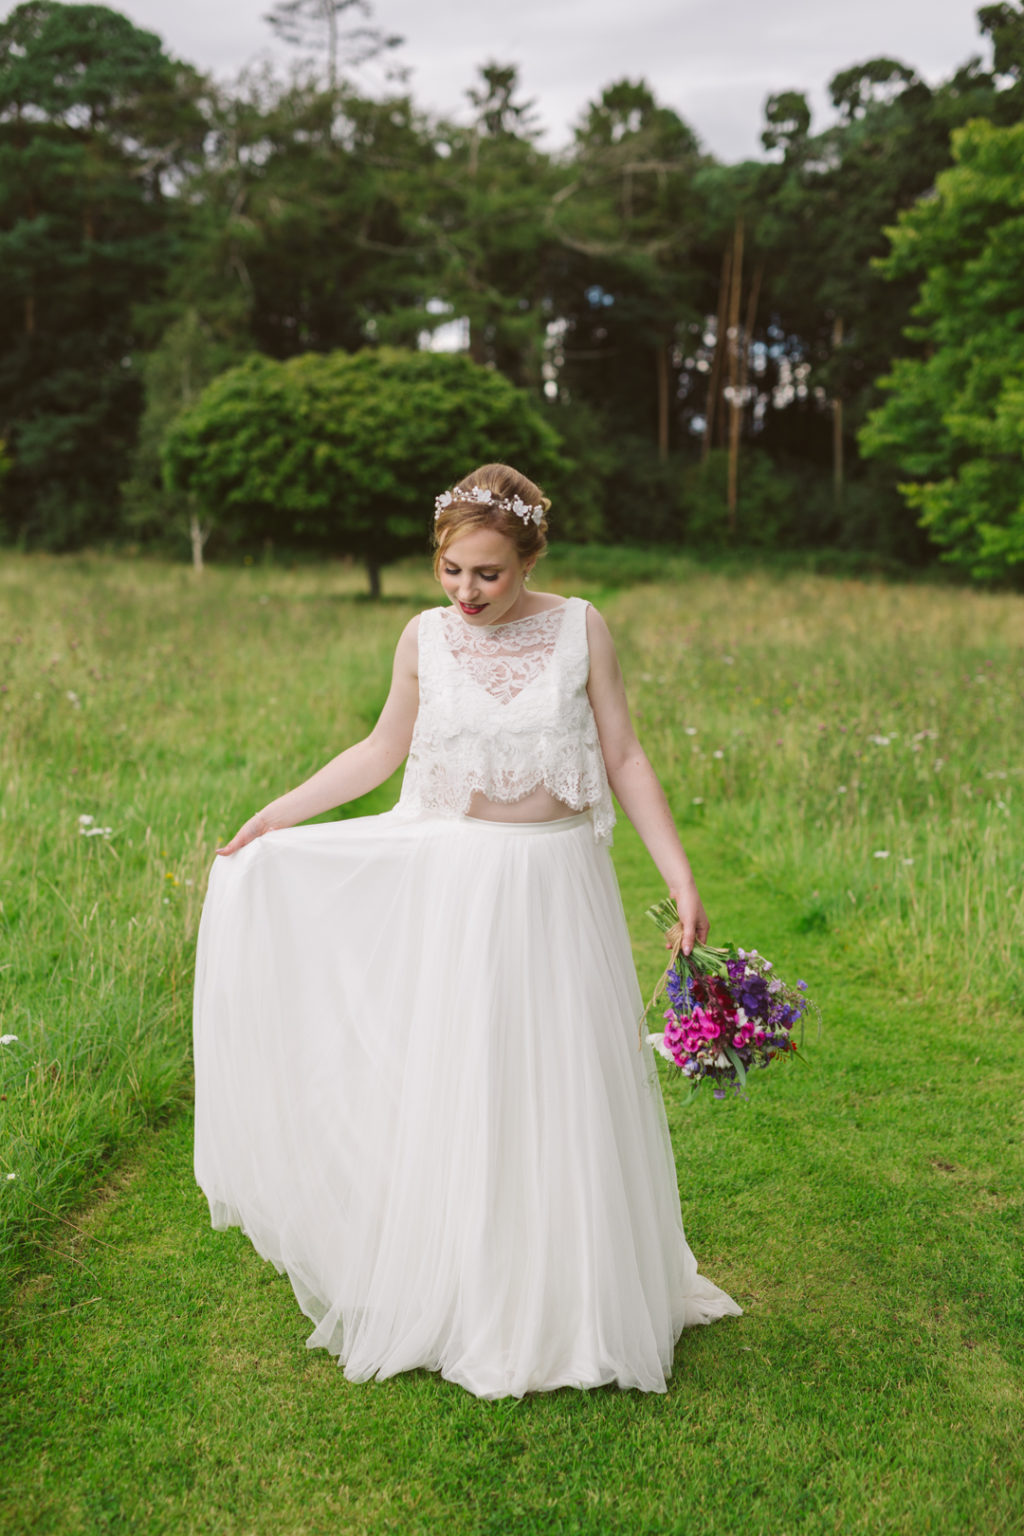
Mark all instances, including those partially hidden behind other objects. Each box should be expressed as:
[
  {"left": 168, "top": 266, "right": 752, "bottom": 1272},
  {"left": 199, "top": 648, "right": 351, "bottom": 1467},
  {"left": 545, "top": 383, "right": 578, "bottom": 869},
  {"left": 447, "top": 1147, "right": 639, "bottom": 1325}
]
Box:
[
  {"left": 66, "top": 690, "right": 81, "bottom": 708},
  {"left": 714, "top": 1050, "right": 731, "bottom": 1069},
  {"left": 692, "top": 796, "right": 704, "bottom": 805},
  {"left": 80, "top": 826, "right": 112, "bottom": 838},
  {"left": 902, "top": 858, "right": 915, "bottom": 865},
  {"left": 78, "top": 814, "right": 94, "bottom": 826},
  {"left": 873, "top": 850, "right": 890, "bottom": 859},
  {"left": 5, "top": 1173, "right": 15, "bottom": 1182},
  {"left": 867, "top": 734, "right": 891, "bottom": 746},
  {"left": 646, "top": 1032, "right": 675, "bottom": 1063},
  {"left": 684, "top": 726, "right": 698, "bottom": 736},
  {"left": 1, "top": 1034, "right": 18, "bottom": 1045},
  {"left": 837, "top": 785, "right": 848, "bottom": 794},
  {"left": 712, "top": 750, "right": 724, "bottom": 759},
  {"left": 437, "top": 491, "right": 452, "bottom": 509}
]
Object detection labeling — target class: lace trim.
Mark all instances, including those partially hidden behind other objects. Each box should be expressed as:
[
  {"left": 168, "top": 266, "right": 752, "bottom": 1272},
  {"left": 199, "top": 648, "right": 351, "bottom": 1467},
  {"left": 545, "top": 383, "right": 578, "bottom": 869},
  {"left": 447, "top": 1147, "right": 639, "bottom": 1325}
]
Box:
[
  {"left": 440, "top": 604, "right": 568, "bottom": 707},
  {"left": 400, "top": 598, "right": 616, "bottom": 845}
]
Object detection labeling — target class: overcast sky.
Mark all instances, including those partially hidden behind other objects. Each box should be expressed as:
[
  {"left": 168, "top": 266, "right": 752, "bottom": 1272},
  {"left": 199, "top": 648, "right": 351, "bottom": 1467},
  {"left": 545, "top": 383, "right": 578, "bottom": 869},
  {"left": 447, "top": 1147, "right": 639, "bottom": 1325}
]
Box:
[{"left": 35, "top": 0, "right": 991, "bottom": 160}]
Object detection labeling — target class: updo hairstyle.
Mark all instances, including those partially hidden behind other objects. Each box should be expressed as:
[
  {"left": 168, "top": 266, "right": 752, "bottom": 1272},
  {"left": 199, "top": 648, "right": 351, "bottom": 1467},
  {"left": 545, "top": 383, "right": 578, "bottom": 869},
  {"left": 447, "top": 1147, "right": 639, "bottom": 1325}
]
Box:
[{"left": 432, "top": 463, "right": 550, "bottom": 577}]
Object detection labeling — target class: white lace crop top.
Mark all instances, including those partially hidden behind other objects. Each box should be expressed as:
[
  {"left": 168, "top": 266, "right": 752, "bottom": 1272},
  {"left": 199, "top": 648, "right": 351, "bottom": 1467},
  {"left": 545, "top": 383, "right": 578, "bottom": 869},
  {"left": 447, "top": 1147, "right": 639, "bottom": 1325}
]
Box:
[{"left": 397, "top": 596, "right": 615, "bottom": 844}]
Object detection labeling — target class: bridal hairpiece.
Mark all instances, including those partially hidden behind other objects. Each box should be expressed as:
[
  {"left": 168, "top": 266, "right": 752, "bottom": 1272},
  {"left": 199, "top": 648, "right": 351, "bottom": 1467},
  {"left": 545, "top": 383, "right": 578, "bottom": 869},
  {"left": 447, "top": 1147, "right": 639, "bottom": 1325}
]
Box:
[{"left": 434, "top": 486, "right": 545, "bottom": 526}]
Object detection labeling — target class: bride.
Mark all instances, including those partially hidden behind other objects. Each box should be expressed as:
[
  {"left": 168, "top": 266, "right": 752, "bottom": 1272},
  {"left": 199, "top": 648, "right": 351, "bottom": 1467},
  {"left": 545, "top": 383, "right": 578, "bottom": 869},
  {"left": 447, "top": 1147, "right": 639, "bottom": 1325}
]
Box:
[{"left": 193, "top": 461, "right": 741, "bottom": 1399}]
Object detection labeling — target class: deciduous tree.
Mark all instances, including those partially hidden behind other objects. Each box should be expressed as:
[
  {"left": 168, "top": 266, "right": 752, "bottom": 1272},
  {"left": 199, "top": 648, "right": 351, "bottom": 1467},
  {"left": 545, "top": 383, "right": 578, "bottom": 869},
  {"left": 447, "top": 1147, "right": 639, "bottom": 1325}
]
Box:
[
  {"left": 161, "top": 347, "right": 562, "bottom": 592},
  {"left": 860, "top": 118, "right": 1024, "bottom": 580}
]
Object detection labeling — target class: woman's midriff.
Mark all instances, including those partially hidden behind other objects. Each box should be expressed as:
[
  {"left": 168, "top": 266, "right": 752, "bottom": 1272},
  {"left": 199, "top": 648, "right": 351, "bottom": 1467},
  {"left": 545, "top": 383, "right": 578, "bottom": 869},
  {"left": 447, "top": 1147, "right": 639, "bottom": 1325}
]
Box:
[{"left": 466, "top": 785, "right": 579, "bottom": 824}]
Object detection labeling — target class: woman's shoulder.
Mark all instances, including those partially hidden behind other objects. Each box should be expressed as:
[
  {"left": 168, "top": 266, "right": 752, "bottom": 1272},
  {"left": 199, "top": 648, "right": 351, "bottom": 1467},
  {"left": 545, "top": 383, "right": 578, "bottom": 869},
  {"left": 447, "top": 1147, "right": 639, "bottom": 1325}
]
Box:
[{"left": 529, "top": 592, "right": 595, "bottom": 617}]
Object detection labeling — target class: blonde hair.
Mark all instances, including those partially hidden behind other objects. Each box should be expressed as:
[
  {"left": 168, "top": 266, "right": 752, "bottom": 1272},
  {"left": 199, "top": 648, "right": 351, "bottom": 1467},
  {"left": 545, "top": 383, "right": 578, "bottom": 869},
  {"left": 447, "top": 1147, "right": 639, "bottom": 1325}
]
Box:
[{"left": 432, "top": 463, "right": 550, "bottom": 576}]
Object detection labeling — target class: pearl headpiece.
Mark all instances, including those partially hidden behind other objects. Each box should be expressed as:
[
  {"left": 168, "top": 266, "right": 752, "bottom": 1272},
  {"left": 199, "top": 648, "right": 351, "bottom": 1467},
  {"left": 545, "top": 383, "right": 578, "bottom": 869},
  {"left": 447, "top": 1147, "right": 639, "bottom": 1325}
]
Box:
[{"left": 434, "top": 486, "right": 545, "bottom": 526}]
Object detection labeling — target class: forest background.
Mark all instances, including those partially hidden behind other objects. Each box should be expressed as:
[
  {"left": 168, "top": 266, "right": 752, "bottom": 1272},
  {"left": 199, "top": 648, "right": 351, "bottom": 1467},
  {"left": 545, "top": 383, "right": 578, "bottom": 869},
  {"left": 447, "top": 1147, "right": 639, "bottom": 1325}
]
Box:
[{"left": 3, "top": 0, "right": 1024, "bottom": 584}]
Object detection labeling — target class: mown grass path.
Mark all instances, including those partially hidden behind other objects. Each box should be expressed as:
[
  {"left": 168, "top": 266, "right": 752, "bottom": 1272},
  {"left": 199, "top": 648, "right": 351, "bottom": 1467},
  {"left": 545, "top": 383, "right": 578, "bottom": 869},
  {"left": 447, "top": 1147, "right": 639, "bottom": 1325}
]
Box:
[{"left": 3, "top": 818, "right": 1021, "bottom": 1536}]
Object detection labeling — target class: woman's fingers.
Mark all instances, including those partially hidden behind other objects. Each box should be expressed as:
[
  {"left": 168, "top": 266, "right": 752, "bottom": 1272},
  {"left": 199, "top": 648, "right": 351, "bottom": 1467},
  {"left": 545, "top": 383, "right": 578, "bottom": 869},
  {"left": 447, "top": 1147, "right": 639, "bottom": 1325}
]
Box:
[
  {"left": 216, "top": 816, "right": 267, "bottom": 857},
  {"left": 664, "top": 904, "right": 709, "bottom": 957}
]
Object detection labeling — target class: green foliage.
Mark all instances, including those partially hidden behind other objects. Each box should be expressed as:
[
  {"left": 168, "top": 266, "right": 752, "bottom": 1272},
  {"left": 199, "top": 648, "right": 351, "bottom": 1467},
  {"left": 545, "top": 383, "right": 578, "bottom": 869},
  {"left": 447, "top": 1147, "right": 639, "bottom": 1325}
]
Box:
[
  {"left": 170, "top": 72, "right": 438, "bottom": 365},
  {"left": 0, "top": 1, "right": 207, "bottom": 547},
  {"left": 120, "top": 309, "right": 249, "bottom": 554},
  {"left": 6, "top": 1, "right": 1024, "bottom": 576},
  {"left": 861, "top": 118, "right": 1024, "bottom": 580},
  {"left": 161, "top": 347, "right": 562, "bottom": 588},
  {"left": 550, "top": 79, "right": 710, "bottom": 447}
]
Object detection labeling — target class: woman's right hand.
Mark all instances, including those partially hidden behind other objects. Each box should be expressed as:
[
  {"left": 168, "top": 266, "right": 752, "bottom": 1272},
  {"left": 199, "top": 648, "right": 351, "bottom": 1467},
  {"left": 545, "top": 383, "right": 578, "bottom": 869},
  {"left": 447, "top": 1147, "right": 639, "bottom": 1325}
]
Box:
[{"left": 216, "top": 810, "right": 278, "bottom": 857}]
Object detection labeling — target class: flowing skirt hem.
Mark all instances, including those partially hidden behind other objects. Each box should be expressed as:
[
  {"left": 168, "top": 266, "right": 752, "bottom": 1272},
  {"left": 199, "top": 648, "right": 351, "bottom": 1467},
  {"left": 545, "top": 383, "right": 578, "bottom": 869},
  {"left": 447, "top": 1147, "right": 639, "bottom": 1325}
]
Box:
[{"left": 194, "top": 810, "right": 742, "bottom": 1400}]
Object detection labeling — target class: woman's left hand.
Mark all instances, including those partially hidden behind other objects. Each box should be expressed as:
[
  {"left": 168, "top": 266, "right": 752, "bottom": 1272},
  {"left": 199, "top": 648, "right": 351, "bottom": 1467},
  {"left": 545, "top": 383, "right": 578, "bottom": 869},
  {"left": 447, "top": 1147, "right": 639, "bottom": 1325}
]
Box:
[{"left": 666, "top": 883, "right": 710, "bottom": 957}]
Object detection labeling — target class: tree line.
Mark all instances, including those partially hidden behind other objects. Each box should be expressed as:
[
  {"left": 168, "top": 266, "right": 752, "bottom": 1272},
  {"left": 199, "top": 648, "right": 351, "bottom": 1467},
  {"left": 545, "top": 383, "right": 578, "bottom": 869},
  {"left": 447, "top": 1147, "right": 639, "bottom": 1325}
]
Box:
[{"left": 2, "top": 0, "right": 1023, "bottom": 581}]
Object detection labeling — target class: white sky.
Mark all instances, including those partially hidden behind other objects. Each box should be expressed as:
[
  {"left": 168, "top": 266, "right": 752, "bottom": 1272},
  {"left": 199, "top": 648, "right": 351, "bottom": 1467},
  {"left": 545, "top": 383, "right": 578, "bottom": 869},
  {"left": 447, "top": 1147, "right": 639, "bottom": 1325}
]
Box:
[{"left": 22, "top": 0, "right": 990, "bottom": 160}]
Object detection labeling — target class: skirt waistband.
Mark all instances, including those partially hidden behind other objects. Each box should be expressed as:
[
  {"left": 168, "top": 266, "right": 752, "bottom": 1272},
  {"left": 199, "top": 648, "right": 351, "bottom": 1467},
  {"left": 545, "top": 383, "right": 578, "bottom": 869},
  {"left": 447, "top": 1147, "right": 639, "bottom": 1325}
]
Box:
[{"left": 456, "top": 809, "right": 593, "bottom": 837}]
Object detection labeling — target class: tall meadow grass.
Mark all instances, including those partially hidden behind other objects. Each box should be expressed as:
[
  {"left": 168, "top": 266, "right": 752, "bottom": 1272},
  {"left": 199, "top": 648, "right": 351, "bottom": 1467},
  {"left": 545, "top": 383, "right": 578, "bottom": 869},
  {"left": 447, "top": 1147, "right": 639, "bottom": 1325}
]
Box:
[
  {"left": 1, "top": 549, "right": 1021, "bottom": 1291},
  {"left": 608, "top": 565, "right": 1024, "bottom": 1008}
]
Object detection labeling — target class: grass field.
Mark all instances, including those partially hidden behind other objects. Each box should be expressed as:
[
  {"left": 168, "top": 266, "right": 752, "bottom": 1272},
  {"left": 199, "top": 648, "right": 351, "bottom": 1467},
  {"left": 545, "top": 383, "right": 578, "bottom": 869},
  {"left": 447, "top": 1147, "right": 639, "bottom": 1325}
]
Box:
[{"left": 1, "top": 549, "right": 1022, "bottom": 1534}]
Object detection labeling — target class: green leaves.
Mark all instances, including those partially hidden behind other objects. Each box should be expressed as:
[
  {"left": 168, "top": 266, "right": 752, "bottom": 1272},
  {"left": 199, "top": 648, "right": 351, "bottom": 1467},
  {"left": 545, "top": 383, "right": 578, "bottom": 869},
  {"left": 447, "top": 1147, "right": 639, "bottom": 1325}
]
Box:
[
  {"left": 162, "top": 347, "right": 562, "bottom": 588},
  {"left": 861, "top": 118, "right": 1024, "bottom": 580}
]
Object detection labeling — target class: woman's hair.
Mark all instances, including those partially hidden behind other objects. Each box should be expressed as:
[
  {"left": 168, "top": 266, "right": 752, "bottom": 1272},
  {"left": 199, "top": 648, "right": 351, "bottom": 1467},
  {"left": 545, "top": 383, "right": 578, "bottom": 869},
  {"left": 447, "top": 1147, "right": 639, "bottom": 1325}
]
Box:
[{"left": 432, "top": 463, "right": 550, "bottom": 575}]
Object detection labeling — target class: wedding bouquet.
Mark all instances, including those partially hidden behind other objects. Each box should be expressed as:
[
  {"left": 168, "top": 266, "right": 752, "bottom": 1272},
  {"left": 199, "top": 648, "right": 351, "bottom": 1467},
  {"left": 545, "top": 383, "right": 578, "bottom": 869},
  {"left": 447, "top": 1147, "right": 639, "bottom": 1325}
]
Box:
[{"left": 645, "top": 898, "right": 812, "bottom": 1102}]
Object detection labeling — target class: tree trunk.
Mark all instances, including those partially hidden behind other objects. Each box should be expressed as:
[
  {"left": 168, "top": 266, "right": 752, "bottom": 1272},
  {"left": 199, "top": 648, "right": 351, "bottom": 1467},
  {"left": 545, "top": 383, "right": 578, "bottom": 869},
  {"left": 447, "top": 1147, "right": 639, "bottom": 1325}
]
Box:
[
  {"left": 736, "top": 260, "right": 764, "bottom": 437},
  {"left": 702, "top": 245, "right": 732, "bottom": 464},
  {"left": 189, "top": 509, "right": 208, "bottom": 573},
  {"left": 656, "top": 343, "right": 669, "bottom": 463},
  {"left": 366, "top": 555, "right": 382, "bottom": 599},
  {"left": 832, "top": 314, "right": 844, "bottom": 513},
  {"left": 726, "top": 215, "right": 744, "bottom": 532}
]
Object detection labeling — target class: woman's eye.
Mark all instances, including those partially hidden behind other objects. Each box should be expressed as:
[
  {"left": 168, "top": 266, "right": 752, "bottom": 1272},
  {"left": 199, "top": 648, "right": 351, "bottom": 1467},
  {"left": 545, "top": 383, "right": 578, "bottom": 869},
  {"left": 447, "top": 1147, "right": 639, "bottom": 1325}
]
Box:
[{"left": 481, "top": 573, "right": 499, "bottom": 583}]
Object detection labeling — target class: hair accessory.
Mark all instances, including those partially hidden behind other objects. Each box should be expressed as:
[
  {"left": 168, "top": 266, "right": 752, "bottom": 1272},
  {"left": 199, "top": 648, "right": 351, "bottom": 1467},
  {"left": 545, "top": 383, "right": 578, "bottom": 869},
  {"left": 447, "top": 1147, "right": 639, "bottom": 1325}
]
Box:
[{"left": 434, "top": 486, "right": 545, "bottom": 526}]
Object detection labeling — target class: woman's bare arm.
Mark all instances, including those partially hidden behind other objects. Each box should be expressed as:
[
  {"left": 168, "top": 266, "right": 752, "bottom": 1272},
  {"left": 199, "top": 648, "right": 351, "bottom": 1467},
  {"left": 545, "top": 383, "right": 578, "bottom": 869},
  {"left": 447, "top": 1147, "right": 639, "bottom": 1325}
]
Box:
[
  {"left": 585, "top": 606, "right": 709, "bottom": 954},
  {"left": 217, "top": 616, "right": 421, "bottom": 856}
]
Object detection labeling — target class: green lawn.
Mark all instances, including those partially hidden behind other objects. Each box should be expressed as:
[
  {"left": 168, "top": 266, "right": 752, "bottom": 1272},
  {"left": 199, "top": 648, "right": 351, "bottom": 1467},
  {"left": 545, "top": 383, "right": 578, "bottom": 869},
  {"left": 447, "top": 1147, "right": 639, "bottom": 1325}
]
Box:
[{"left": 1, "top": 550, "right": 1022, "bottom": 1534}]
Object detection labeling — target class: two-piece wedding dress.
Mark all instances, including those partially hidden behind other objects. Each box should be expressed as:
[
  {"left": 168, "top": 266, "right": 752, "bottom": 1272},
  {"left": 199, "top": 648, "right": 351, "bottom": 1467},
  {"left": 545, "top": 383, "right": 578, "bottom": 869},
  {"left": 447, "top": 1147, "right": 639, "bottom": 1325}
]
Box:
[{"left": 192, "top": 596, "right": 741, "bottom": 1399}]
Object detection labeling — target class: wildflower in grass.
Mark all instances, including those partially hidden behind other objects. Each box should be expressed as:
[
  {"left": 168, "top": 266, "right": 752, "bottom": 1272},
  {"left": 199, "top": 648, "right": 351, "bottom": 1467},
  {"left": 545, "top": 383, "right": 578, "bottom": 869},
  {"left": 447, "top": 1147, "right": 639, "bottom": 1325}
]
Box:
[
  {"left": 873, "top": 850, "right": 891, "bottom": 859},
  {"left": 644, "top": 898, "right": 814, "bottom": 1104},
  {"left": 684, "top": 726, "right": 698, "bottom": 736},
  {"left": 712, "top": 750, "right": 724, "bottom": 760},
  {"left": 1, "top": 1034, "right": 18, "bottom": 1045},
  {"left": 5, "top": 1173, "right": 14, "bottom": 1182},
  {"left": 66, "top": 689, "right": 81, "bottom": 708},
  {"left": 692, "top": 797, "right": 704, "bottom": 805},
  {"left": 868, "top": 734, "right": 891, "bottom": 746}
]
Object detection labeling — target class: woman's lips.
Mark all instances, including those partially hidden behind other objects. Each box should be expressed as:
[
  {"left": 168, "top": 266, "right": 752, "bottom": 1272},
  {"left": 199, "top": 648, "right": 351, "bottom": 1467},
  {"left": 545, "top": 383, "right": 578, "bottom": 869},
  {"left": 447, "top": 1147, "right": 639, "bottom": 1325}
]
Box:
[{"left": 459, "top": 601, "right": 486, "bottom": 614}]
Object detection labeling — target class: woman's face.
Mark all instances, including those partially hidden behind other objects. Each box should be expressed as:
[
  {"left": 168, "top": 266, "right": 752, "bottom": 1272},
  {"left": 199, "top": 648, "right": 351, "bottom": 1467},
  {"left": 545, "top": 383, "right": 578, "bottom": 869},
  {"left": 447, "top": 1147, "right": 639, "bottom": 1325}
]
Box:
[{"left": 438, "top": 526, "right": 534, "bottom": 625}]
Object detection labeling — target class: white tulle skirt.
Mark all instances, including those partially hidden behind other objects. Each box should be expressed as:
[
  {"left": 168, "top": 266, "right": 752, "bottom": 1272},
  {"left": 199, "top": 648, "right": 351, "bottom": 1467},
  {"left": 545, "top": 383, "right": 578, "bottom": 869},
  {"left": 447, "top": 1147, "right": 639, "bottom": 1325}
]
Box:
[{"left": 193, "top": 809, "right": 741, "bottom": 1399}]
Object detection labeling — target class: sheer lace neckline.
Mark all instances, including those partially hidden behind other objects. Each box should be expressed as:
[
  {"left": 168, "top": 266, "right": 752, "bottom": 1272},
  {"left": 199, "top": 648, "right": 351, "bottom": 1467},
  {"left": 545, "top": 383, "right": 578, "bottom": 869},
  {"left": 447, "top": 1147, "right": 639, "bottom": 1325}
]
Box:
[{"left": 439, "top": 600, "right": 572, "bottom": 704}]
